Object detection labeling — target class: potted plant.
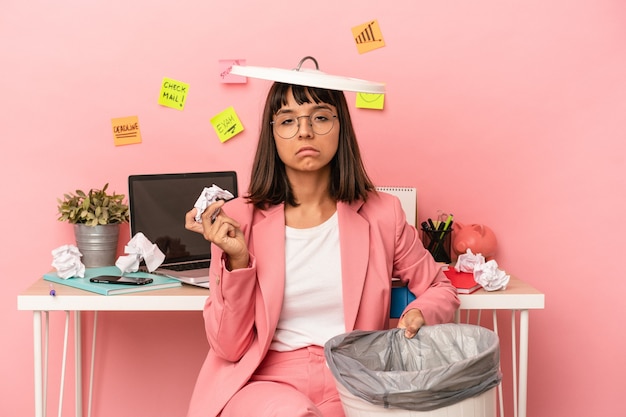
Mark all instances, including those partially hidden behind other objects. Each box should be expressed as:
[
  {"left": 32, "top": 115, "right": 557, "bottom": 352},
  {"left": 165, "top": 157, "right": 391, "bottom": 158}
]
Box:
[{"left": 57, "top": 184, "right": 130, "bottom": 267}]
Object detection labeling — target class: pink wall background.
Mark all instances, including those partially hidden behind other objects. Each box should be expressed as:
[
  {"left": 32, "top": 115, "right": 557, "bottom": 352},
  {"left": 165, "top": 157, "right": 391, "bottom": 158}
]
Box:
[{"left": 2, "top": 1, "right": 625, "bottom": 416}]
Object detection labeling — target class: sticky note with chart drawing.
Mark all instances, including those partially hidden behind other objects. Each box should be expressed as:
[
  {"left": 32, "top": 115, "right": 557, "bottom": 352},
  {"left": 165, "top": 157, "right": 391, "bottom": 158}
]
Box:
[
  {"left": 211, "top": 106, "right": 244, "bottom": 142},
  {"left": 356, "top": 92, "right": 385, "bottom": 110},
  {"left": 158, "top": 77, "right": 189, "bottom": 110},
  {"left": 112, "top": 116, "right": 142, "bottom": 146},
  {"left": 351, "top": 20, "right": 385, "bottom": 54}
]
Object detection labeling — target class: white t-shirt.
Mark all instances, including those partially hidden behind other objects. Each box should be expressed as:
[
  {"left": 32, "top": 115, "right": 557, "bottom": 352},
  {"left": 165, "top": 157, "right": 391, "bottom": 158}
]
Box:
[{"left": 270, "top": 211, "right": 345, "bottom": 351}]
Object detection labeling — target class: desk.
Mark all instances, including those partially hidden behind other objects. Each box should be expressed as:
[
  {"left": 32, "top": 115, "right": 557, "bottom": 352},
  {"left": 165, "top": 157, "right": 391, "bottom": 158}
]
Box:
[
  {"left": 18, "top": 276, "right": 544, "bottom": 417},
  {"left": 454, "top": 278, "right": 545, "bottom": 417}
]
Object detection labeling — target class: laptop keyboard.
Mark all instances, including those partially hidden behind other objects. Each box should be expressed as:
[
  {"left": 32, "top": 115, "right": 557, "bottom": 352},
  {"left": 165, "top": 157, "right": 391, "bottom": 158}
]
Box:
[{"left": 166, "top": 261, "right": 210, "bottom": 271}]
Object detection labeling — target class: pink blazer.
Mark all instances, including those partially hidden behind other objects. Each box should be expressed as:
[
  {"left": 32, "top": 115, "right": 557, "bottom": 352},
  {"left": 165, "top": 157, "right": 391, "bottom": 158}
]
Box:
[{"left": 186, "top": 192, "right": 460, "bottom": 417}]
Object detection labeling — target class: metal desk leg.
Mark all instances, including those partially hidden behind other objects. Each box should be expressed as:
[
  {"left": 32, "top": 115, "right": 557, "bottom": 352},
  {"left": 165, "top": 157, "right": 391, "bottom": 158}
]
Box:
[
  {"left": 33, "top": 311, "right": 44, "bottom": 417},
  {"left": 75, "top": 311, "right": 83, "bottom": 417},
  {"left": 518, "top": 309, "right": 530, "bottom": 417}
]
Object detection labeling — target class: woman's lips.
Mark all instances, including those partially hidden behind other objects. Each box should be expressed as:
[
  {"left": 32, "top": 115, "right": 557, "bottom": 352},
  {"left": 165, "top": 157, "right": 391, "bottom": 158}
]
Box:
[{"left": 296, "top": 146, "right": 319, "bottom": 156}]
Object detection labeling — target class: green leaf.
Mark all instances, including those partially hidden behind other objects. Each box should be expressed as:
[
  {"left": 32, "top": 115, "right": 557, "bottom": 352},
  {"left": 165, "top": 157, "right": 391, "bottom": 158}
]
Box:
[{"left": 57, "top": 184, "right": 129, "bottom": 224}]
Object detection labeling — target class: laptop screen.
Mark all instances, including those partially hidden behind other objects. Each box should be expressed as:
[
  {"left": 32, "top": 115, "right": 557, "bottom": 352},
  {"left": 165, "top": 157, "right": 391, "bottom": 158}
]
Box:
[{"left": 128, "top": 171, "right": 238, "bottom": 264}]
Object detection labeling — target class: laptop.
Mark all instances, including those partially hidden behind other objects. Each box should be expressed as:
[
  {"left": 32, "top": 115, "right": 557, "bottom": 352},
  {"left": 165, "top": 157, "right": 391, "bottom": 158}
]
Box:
[{"left": 128, "top": 171, "right": 238, "bottom": 288}]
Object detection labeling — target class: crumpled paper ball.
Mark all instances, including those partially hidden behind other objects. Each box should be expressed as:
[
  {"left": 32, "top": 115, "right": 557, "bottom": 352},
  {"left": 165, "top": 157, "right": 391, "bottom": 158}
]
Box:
[
  {"left": 51, "top": 244, "right": 85, "bottom": 279},
  {"left": 453, "top": 248, "right": 510, "bottom": 291},
  {"left": 473, "top": 260, "right": 510, "bottom": 291},
  {"left": 115, "top": 232, "right": 165, "bottom": 274},
  {"left": 194, "top": 184, "right": 235, "bottom": 222},
  {"left": 454, "top": 249, "right": 485, "bottom": 273}
]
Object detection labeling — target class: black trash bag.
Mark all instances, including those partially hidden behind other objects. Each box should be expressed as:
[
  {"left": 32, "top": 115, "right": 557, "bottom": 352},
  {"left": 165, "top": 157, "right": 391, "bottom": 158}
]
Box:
[{"left": 324, "top": 324, "right": 501, "bottom": 412}]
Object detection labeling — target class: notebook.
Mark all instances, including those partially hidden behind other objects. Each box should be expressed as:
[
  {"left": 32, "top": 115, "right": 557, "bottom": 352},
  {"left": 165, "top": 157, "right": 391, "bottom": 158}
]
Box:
[
  {"left": 128, "top": 171, "right": 238, "bottom": 288},
  {"left": 375, "top": 187, "right": 416, "bottom": 227},
  {"left": 44, "top": 267, "right": 181, "bottom": 295},
  {"left": 443, "top": 268, "right": 482, "bottom": 294}
]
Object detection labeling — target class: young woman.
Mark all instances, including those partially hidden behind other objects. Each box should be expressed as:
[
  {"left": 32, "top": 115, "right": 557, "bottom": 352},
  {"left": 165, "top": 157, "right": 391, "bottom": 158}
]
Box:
[{"left": 185, "top": 82, "right": 460, "bottom": 417}]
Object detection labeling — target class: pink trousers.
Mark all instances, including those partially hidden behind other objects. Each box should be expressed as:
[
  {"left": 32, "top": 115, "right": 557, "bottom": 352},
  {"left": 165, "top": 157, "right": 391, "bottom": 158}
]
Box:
[{"left": 220, "top": 345, "right": 345, "bottom": 417}]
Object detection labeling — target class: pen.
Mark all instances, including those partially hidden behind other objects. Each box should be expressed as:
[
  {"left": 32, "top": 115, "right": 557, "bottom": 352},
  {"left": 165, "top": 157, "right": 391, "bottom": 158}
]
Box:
[
  {"left": 440, "top": 214, "right": 454, "bottom": 237},
  {"left": 431, "top": 214, "right": 453, "bottom": 263}
]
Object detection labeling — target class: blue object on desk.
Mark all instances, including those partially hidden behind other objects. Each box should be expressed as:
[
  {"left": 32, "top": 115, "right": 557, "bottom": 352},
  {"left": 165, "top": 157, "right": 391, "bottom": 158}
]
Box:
[
  {"left": 43, "top": 266, "right": 181, "bottom": 295},
  {"left": 390, "top": 285, "right": 416, "bottom": 318}
]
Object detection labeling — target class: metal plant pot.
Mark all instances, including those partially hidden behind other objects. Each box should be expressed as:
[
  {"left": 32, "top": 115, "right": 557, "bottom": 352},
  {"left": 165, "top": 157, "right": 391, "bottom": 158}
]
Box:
[{"left": 74, "top": 224, "right": 120, "bottom": 267}]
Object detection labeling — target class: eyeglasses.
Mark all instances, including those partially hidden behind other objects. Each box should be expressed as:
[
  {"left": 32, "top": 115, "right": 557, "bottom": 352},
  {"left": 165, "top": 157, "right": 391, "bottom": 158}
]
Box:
[{"left": 270, "top": 109, "right": 337, "bottom": 139}]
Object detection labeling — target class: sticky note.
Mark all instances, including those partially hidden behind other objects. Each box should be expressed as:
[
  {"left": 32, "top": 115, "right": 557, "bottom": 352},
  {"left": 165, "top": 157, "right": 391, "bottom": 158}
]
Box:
[
  {"left": 112, "top": 116, "right": 142, "bottom": 146},
  {"left": 210, "top": 106, "right": 244, "bottom": 142},
  {"left": 219, "top": 59, "right": 247, "bottom": 83},
  {"left": 356, "top": 93, "right": 385, "bottom": 110},
  {"left": 352, "top": 20, "right": 385, "bottom": 54},
  {"left": 158, "top": 77, "right": 189, "bottom": 110}
]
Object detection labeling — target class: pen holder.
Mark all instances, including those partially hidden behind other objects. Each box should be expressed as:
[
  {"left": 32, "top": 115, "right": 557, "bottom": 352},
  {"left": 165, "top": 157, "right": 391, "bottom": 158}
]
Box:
[{"left": 421, "top": 228, "right": 452, "bottom": 264}]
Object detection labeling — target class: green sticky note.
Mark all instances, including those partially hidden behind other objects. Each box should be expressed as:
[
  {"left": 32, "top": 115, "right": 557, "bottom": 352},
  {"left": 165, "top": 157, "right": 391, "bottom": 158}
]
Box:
[
  {"left": 356, "top": 92, "right": 385, "bottom": 110},
  {"left": 211, "top": 106, "right": 244, "bottom": 142},
  {"left": 158, "top": 77, "right": 189, "bottom": 110}
]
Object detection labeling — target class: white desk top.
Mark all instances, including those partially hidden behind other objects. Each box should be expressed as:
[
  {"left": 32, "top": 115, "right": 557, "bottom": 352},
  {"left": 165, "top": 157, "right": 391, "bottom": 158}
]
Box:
[
  {"left": 457, "top": 276, "right": 545, "bottom": 310},
  {"left": 18, "top": 278, "right": 210, "bottom": 311},
  {"left": 18, "top": 276, "right": 544, "bottom": 312}
]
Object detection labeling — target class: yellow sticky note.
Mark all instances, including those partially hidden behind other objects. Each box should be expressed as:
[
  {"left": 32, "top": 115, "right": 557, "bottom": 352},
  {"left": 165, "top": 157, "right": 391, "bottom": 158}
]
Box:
[
  {"left": 158, "top": 77, "right": 189, "bottom": 110},
  {"left": 112, "top": 116, "right": 142, "bottom": 146},
  {"left": 352, "top": 20, "right": 385, "bottom": 54},
  {"left": 211, "top": 106, "right": 244, "bottom": 143},
  {"left": 356, "top": 93, "right": 385, "bottom": 110}
]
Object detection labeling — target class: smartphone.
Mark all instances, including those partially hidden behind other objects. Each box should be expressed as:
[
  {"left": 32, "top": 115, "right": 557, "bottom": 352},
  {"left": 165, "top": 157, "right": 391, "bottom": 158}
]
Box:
[{"left": 89, "top": 276, "right": 153, "bottom": 285}]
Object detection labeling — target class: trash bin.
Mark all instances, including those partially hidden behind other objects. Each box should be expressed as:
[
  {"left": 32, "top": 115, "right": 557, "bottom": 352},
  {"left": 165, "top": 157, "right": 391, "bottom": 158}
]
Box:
[{"left": 324, "top": 324, "right": 501, "bottom": 417}]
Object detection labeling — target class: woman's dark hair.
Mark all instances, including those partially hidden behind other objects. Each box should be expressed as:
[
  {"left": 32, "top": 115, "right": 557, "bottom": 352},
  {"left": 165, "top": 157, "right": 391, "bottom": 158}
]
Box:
[{"left": 247, "top": 82, "right": 375, "bottom": 209}]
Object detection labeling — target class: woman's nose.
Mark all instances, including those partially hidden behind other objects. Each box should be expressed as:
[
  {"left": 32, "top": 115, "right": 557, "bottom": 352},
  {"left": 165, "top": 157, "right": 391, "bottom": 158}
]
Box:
[{"left": 297, "top": 116, "right": 314, "bottom": 138}]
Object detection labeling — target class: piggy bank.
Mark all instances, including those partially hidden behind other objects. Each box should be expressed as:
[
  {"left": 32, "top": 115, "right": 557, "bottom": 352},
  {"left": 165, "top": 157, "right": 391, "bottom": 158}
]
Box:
[{"left": 452, "top": 222, "right": 498, "bottom": 260}]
